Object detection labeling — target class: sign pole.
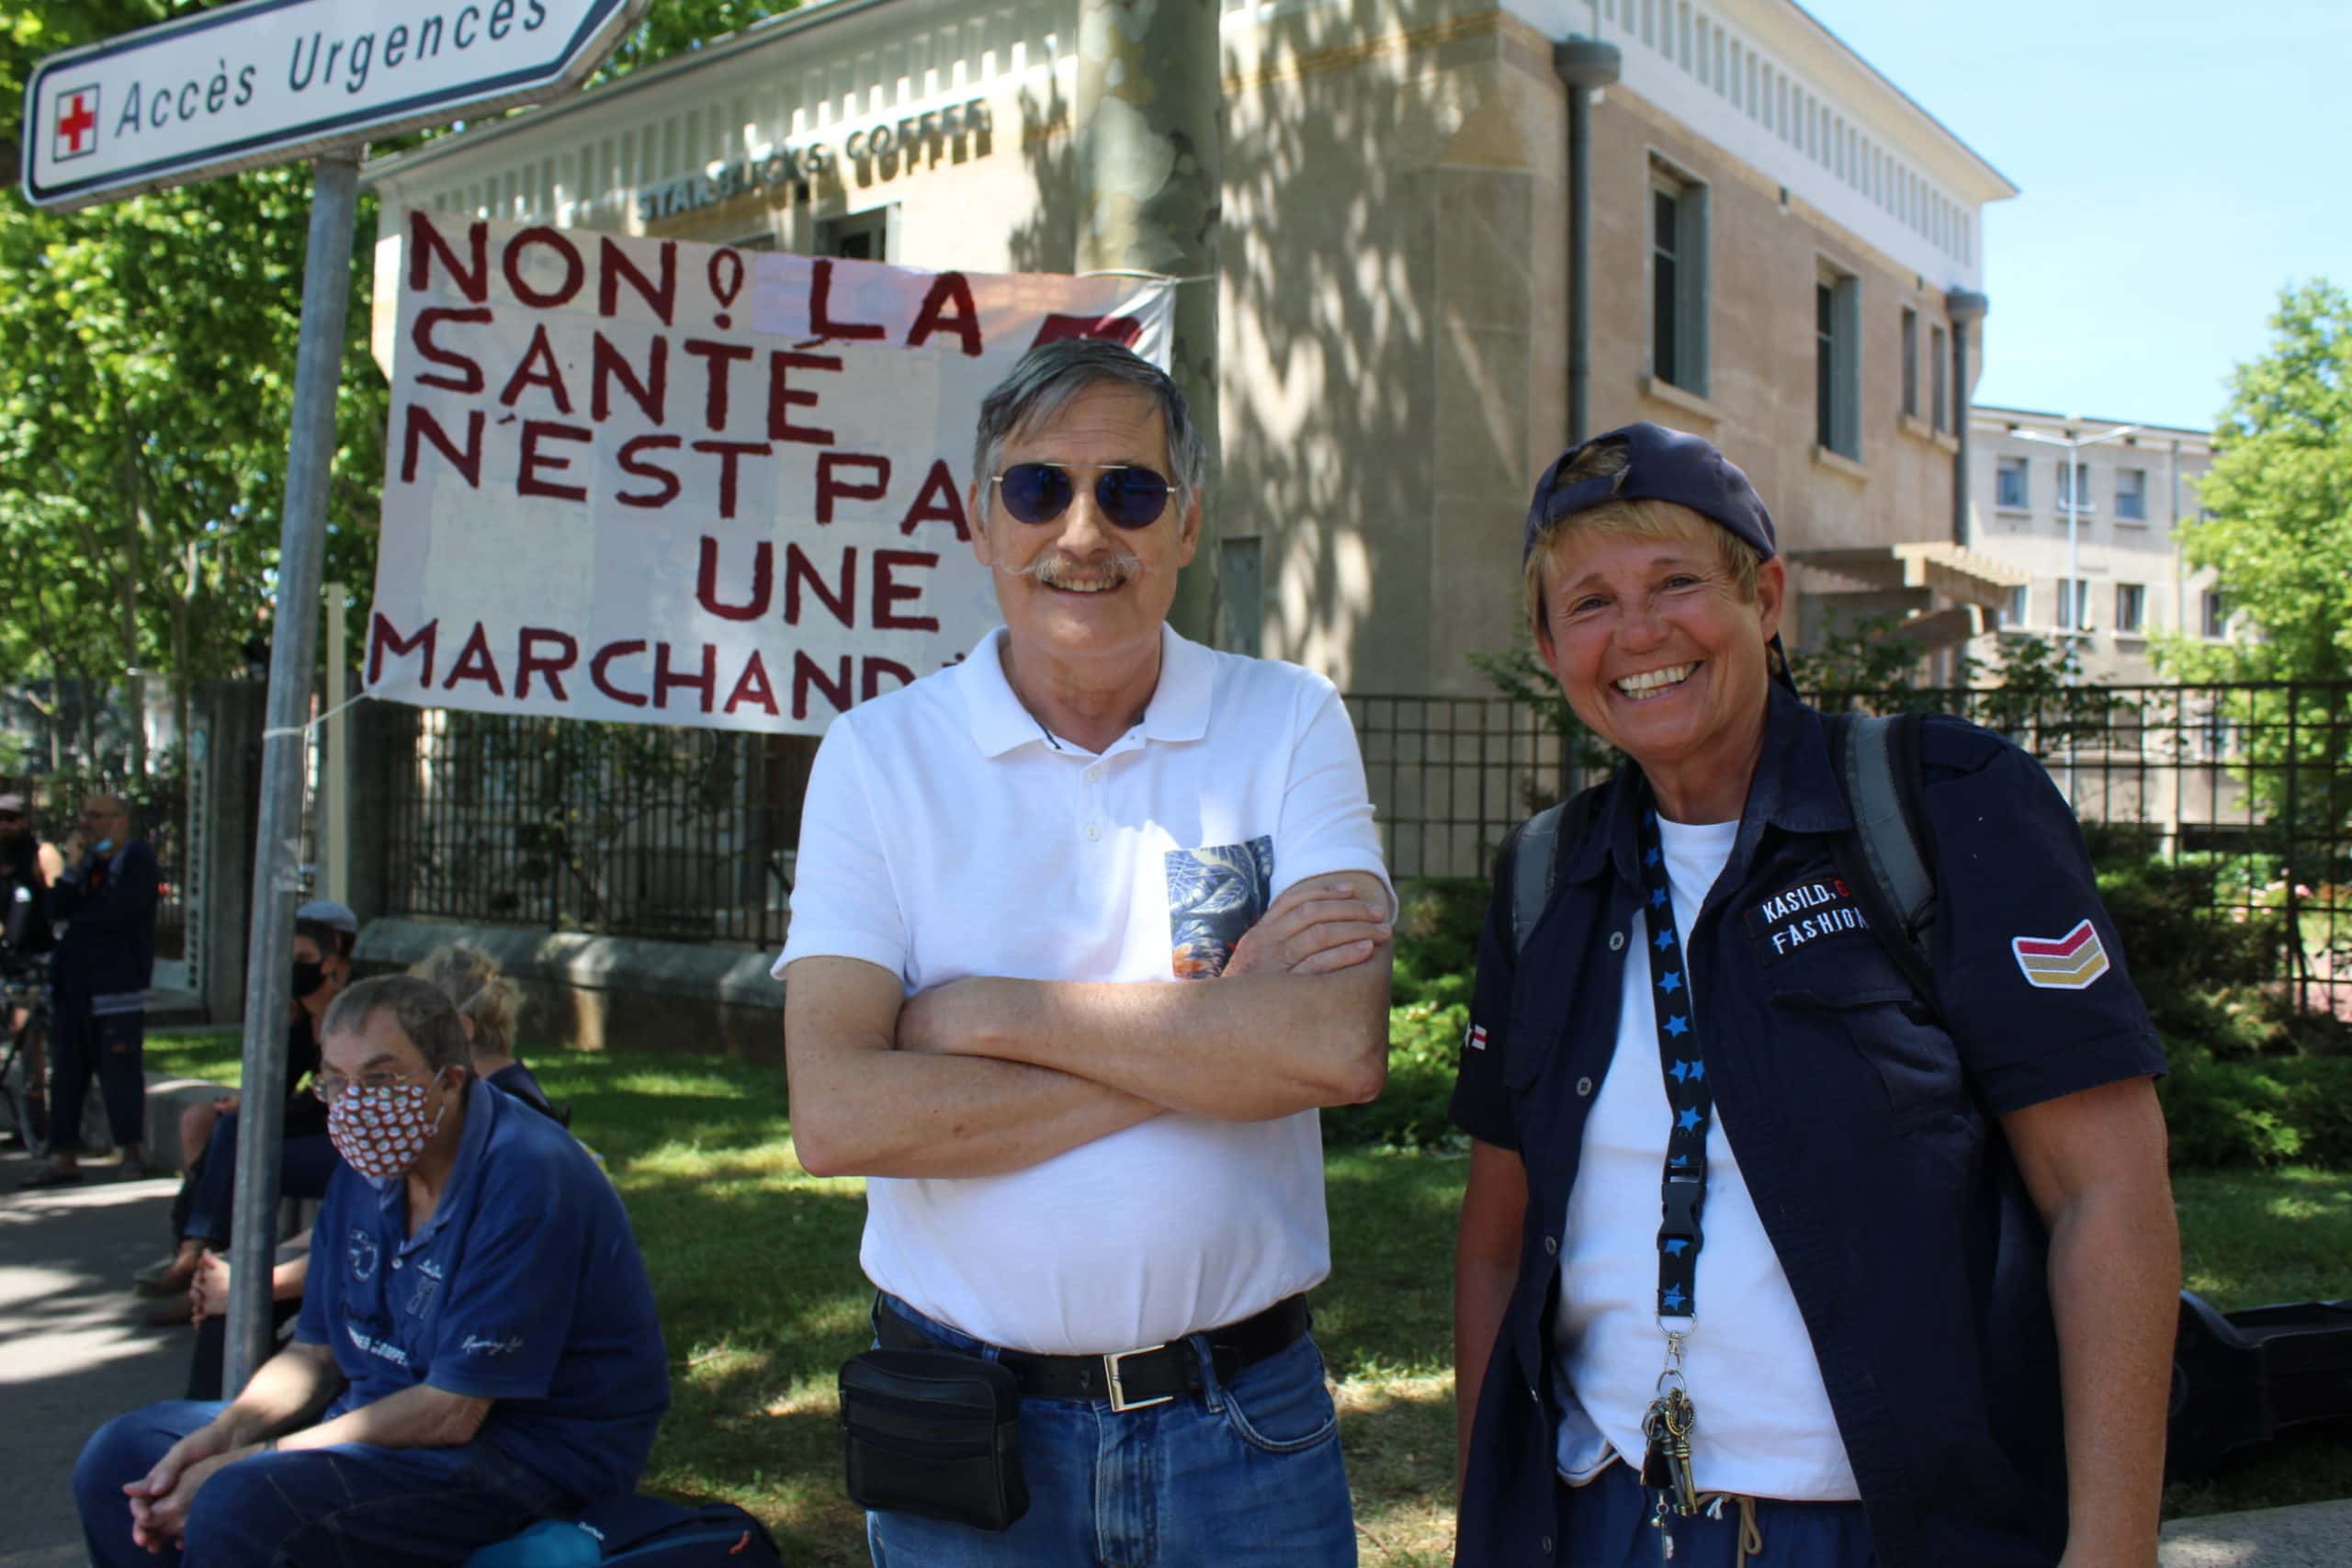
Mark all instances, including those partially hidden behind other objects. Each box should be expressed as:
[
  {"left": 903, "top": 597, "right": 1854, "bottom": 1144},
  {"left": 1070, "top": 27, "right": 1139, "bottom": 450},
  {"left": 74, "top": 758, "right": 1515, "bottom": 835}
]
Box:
[{"left": 225, "top": 148, "right": 360, "bottom": 1395}]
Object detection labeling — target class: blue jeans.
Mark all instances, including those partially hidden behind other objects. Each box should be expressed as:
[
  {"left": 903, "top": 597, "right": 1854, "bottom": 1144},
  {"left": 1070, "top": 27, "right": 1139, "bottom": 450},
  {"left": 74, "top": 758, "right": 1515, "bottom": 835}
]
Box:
[
  {"left": 865, "top": 1295, "right": 1357, "bottom": 1568},
  {"left": 1559, "top": 1461, "right": 1879, "bottom": 1567},
  {"left": 184, "top": 1113, "right": 337, "bottom": 1243},
  {"left": 75, "top": 1399, "right": 570, "bottom": 1568}
]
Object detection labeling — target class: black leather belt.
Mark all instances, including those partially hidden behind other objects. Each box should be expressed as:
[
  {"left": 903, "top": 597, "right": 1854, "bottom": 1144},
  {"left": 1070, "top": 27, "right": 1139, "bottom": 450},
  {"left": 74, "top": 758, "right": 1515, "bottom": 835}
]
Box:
[{"left": 874, "top": 1293, "right": 1312, "bottom": 1412}]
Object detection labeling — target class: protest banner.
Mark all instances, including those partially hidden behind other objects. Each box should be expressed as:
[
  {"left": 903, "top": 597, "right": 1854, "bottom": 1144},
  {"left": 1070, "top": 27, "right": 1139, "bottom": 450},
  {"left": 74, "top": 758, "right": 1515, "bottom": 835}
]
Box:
[{"left": 368, "top": 209, "right": 1176, "bottom": 732}]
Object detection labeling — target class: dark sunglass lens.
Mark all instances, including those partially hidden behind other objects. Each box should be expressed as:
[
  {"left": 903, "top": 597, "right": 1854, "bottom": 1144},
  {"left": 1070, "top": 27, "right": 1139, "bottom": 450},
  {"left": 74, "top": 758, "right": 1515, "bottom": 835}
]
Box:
[
  {"left": 1001, "top": 463, "right": 1074, "bottom": 525},
  {"left": 1098, "top": 468, "right": 1172, "bottom": 529}
]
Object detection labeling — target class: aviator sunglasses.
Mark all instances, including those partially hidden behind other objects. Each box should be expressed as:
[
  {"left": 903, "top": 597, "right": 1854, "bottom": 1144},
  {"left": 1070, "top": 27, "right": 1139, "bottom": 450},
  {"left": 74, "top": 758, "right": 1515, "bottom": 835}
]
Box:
[{"left": 989, "top": 462, "right": 1175, "bottom": 530}]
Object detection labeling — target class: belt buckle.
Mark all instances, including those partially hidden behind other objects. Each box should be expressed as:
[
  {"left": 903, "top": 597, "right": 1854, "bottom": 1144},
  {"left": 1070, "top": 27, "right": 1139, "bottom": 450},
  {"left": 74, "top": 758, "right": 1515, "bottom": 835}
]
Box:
[{"left": 1103, "top": 1344, "right": 1174, "bottom": 1412}]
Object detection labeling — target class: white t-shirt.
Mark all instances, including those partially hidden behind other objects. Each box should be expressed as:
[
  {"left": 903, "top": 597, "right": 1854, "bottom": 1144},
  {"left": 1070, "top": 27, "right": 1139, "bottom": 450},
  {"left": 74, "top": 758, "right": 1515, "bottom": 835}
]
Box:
[
  {"left": 1552, "top": 817, "right": 1860, "bottom": 1500},
  {"left": 776, "top": 624, "right": 1392, "bottom": 1354}
]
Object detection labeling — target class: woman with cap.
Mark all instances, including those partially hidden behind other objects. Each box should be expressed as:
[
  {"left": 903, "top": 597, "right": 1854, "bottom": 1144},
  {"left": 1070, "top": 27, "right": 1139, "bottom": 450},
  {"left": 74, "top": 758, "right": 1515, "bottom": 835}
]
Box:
[{"left": 1450, "top": 425, "right": 2177, "bottom": 1567}]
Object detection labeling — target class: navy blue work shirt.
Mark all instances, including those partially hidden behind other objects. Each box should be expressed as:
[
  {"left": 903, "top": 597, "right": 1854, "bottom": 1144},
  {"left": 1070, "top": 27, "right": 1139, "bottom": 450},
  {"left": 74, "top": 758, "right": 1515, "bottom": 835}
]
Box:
[
  {"left": 295, "top": 1076, "right": 670, "bottom": 1502},
  {"left": 1451, "top": 685, "right": 2166, "bottom": 1568}
]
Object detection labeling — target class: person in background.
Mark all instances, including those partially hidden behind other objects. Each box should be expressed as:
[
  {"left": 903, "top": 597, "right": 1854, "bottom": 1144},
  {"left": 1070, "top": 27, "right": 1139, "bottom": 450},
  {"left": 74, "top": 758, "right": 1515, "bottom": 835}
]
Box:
[
  {"left": 410, "top": 942, "right": 554, "bottom": 1118},
  {"left": 136, "top": 907, "right": 355, "bottom": 1310},
  {"left": 1, "top": 789, "right": 62, "bottom": 1147},
  {"left": 24, "top": 794, "right": 158, "bottom": 1187}
]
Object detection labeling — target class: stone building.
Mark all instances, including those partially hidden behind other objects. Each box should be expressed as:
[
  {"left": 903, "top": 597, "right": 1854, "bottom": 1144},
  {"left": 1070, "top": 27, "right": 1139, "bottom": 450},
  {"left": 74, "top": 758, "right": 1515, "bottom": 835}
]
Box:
[
  {"left": 365, "top": 0, "right": 2023, "bottom": 697},
  {"left": 1969, "top": 405, "right": 2219, "bottom": 686}
]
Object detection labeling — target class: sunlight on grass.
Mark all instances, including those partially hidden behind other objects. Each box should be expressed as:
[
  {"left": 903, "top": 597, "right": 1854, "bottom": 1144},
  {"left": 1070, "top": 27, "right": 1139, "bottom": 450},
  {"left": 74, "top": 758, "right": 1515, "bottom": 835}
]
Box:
[{"left": 151, "top": 1036, "right": 2343, "bottom": 1551}]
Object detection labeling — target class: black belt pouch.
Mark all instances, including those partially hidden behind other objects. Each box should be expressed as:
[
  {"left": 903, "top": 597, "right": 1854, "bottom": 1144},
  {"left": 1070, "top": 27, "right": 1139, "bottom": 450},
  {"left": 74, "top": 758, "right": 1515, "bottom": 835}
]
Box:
[{"left": 839, "top": 1348, "right": 1028, "bottom": 1531}]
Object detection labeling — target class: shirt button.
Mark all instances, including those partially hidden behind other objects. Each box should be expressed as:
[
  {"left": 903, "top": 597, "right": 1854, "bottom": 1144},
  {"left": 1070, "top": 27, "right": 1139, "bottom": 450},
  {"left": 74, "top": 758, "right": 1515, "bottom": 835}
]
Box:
[
  {"left": 1084, "top": 822, "right": 1101, "bottom": 841},
  {"left": 1543, "top": 1234, "right": 1559, "bottom": 1257},
  {"left": 1609, "top": 931, "right": 1626, "bottom": 952},
  {"left": 1542, "top": 1536, "right": 1555, "bottom": 1555},
  {"left": 391, "top": 1258, "right": 402, "bottom": 1270},
  {"left": 1576, "top": 1076, "right": 1594, "bottom": 1097}
]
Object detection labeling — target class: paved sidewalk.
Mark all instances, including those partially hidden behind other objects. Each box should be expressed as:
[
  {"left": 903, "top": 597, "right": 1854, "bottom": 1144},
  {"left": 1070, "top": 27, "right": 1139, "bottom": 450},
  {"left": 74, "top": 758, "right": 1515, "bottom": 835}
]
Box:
[
  {"left": 2163, "top": 1499, "right": 2352, "bottom": 1566},
  {"left": 0, "top": 1144, "right": 190, "bottom": 1568}
]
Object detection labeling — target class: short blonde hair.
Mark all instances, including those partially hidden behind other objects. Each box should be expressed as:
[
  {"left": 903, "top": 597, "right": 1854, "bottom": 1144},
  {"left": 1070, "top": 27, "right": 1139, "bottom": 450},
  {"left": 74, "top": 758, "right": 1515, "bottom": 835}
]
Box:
[
  {"left": 408, "top": 942, "right": 520, "bottom": 1057},
  {"left": 1522, "top": 445, "right": 1761, "bottom": 638}
]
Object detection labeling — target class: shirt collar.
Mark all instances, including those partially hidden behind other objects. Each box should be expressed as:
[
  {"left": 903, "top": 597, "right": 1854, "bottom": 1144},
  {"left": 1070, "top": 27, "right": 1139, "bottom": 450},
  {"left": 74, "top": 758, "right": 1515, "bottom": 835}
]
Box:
[
  {"left": 960, "top": 622, "right": 1209, "bottom": 759},
  {"left": 1561, "top": 683, "right": 1850, "bottom": 889},
  {"left": 383, "top": 1075, "right": 499, "bottom": 1250}
]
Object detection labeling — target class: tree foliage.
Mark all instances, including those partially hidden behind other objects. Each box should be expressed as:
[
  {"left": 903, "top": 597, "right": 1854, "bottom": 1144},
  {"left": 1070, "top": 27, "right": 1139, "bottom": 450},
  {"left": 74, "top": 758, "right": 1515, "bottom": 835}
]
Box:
[
  {"left": 2165, "top": 280, "right": 2352, "bottom": 683},
  {"left": 0, "top": 1, "right": 798, "bottom": 778},
  {"left": 0, "top": 4, "right": 385, "bottom": 776}
]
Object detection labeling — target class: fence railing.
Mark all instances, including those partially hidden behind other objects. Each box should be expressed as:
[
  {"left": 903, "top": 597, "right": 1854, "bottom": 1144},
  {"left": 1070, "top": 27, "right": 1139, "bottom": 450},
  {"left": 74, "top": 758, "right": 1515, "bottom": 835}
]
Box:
[{"left": 379, "top": 682, "right": 2352, "bottom": 1011}]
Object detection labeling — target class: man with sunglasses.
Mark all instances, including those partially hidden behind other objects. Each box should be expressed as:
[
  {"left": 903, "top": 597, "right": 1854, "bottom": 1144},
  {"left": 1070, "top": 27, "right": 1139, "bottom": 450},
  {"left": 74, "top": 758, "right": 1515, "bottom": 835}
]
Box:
[
  {"left": 73, "top": 976, "right": 670, "bottom": 1566},
  {"left": 23, "top": 794, "right": 158, "bottom": 1188},
  {"left": 780, "top": 338, "right": 1395, "bottom": 1566}
]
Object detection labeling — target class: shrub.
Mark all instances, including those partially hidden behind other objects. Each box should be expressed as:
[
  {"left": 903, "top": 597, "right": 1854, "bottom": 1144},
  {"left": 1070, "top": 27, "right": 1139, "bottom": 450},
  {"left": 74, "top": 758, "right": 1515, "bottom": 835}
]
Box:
[
  {"left": 1322, "top": 878, "right": 1488, "bottom": 1149},
  {"left": 2160, "top": 1048, "right": 2352, "bottom": 1169}
]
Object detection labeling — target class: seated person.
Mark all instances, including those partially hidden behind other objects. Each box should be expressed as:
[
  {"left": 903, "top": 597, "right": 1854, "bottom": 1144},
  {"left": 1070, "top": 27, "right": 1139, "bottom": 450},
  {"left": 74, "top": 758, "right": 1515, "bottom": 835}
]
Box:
[
  {"left": 141, "top": 908, "right": 356, "bottom": 1303},
  {"left": 74, "top": 976, "right": 670, "bottom": 1567},
  {"left": 179, "top": 942, "right": 563, "bottom": 1393},
  {"left": 411, "top": 942, "right": 554, "bottom": 1118}
]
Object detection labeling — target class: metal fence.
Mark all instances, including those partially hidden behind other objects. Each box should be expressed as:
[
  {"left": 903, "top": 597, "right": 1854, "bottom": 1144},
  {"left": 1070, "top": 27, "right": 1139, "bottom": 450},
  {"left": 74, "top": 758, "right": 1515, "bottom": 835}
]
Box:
[
  {"left": 383, "top": 710, "right": 808, "bottom": 951},
  {"left": 379, "top": 683, "right": 2352, "bottom": 1007},
  {"left": 1354, "top": 680, "right": 2352, "bottom": 1013}
]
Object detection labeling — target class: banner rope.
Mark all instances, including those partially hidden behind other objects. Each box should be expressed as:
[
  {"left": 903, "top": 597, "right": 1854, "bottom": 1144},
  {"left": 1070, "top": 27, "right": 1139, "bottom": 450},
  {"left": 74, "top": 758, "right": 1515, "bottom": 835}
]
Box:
[{"left": 264, "top": 685, "right": 373, "bottom": 741}]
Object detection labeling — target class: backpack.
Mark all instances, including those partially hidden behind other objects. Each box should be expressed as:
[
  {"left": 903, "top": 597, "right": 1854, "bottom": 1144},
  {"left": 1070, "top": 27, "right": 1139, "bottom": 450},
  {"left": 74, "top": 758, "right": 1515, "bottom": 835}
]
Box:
[
  {"left": 1508, "top": 712, "right": 1941, "bottom": 1012},
  {"left": 463, "top": 1496, "right": 783, "bottom": 1567}
]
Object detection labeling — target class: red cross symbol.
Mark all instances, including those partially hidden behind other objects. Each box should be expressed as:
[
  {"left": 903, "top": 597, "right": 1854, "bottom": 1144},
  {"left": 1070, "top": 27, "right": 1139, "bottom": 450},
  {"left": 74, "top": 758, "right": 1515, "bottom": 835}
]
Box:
[{"left": 56, "top": 89, "right": 98, "bottom": 160}]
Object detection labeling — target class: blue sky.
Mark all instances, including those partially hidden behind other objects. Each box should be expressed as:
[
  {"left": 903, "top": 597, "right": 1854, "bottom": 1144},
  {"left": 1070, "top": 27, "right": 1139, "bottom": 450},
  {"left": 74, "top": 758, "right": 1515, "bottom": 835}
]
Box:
[{"left": 1797, "top": 0, "right": 2348, "bottom": 433}]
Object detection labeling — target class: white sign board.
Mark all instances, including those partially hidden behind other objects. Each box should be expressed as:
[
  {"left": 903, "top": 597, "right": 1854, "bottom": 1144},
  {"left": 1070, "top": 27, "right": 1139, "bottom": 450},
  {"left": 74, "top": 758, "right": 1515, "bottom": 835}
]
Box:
[
  {"left": 368, "top": 210, "right": 1176, "bottom": 734},
  {"left": 21, "top": 0, "right": 648, "bottom": 210}
]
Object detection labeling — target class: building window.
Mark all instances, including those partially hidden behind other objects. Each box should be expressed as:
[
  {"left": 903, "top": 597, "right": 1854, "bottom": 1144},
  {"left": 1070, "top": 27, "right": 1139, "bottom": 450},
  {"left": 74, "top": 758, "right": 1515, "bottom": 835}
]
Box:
[
  {"left": 2004, "top": 584, "right": 2030, "bottom": 626},
  {"left": 819, "top": 208, "right": 892, "bottom": 261},
  {"left": 1900, "top": 308, "right": 1918, "bottom": 419},
  {"left": 2055, "top": 578, "right": 2091, "bottom": 632},
  {"left": 1815, "top": 269, "right": 1860, "bottom": 459},
  {"left": 1651, "top": 170, "right": 1709, "bottom": 393},
  {"left": 2056, "top": 460, "right": 2091, "bottom": 515},
  {"left": 1996, "top": 457, "right": 2029, "bottom": 509},
  {"left": 2202, "top": 589, "right": 2229, "bottom": 638},
  {"left": 2115, "top": 583, "right": 2145, "bottom": 635},
  {"left": 1928, "top": 323, "right": 1949, "bottom": 431},
  {"left": 2115, "top": 467, "right": 2147, "bottom": 522}
]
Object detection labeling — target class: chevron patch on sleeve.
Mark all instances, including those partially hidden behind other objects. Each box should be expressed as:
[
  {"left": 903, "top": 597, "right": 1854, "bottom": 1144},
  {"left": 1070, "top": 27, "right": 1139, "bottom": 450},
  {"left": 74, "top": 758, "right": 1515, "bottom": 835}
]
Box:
[{"left": 2011, "top": 919, "right": 2111, "bottom": 990}]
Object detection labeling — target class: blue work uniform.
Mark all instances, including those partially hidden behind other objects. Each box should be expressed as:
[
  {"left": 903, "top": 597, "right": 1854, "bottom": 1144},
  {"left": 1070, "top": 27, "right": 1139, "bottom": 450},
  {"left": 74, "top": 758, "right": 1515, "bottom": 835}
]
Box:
[
  {"left": 296, "top": 1075, "right": 670, "bottom": 1500},
  {"left": 1451, "top": 686, "right": 2167, "bottom": 1568}
]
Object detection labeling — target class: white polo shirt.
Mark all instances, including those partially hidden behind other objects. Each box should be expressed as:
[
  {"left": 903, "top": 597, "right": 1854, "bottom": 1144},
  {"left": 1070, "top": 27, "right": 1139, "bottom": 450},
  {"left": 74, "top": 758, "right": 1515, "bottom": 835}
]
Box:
[{"left": 776, "top": 624, "right": 1392, "bottom": 1355}]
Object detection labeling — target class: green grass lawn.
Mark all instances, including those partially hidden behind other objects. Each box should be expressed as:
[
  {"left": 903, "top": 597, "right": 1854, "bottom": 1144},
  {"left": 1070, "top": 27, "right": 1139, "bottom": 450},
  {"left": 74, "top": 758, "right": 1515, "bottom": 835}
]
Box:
[{"left": 144, "top": 1032, "right": 2349, "bottom": 1561}]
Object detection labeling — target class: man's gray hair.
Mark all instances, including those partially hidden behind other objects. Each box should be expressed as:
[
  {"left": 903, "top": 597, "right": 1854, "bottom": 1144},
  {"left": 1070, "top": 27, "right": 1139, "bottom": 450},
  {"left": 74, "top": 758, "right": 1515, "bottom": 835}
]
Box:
[
  {"left": 321, "top": 975, "right": 470, "bottom": 1074},
  {"left": 971, "top": 339, "right": 1204, "bottom": 499}
]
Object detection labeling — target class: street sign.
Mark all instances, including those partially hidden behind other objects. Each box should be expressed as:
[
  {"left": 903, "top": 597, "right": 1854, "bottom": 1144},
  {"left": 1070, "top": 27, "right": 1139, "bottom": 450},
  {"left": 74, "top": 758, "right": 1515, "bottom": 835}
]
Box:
[{"left": 21, "top": 0, "right": 648, "bottom": 211}]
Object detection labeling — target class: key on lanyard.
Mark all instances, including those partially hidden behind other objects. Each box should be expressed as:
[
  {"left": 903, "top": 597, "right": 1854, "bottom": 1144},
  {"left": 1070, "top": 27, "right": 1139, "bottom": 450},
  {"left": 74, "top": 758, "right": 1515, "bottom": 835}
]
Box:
[{"left": 1641, "top": 1385, "right": 1701, "bottom": 1521}]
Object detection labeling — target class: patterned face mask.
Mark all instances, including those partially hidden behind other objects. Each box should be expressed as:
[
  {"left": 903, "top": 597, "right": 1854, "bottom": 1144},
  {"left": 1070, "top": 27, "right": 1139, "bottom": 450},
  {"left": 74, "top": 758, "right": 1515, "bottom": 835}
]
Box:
[{"left": 327, "top": 1079, "right": 448, "bottom": 1180}]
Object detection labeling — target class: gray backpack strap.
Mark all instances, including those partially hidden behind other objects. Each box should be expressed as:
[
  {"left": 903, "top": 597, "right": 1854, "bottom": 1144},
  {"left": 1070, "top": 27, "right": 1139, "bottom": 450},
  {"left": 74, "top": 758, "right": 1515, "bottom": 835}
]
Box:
[
  {"left": 1509, "top": 785, "right": 1606, "bottom": 955},
  {"left": 1838, "top": 713, "right": 1936, "bottom": 952},
  {"left": 1509, "top": 802, "right": 1568, "bottom": 955}
]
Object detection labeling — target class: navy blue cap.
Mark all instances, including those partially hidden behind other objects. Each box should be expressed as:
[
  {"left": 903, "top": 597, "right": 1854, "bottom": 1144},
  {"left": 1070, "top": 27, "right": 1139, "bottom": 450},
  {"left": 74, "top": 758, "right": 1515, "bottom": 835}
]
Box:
[{"left": 1523, "top": 423, "right": 1778, "bottom": 564}]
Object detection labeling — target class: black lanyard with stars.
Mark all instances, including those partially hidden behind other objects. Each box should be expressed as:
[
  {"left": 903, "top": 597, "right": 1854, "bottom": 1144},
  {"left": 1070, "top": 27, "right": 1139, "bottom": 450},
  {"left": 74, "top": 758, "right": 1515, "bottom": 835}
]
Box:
[{"left": 1636, "top": 803, "right": 1709, "bottom": 1321}]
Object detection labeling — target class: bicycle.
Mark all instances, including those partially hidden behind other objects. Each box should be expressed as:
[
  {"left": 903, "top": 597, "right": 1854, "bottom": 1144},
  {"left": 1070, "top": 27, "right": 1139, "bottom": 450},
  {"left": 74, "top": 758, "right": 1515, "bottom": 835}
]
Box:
[{"left": 1, "top": 952, "right": 52, "bottom": 1152}]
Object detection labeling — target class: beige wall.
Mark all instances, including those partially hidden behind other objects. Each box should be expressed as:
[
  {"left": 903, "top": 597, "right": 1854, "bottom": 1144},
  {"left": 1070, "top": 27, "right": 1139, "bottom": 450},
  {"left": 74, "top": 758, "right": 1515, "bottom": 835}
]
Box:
[{"left": 369, "top": 0, "right": 1996, "bottom": 699}]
